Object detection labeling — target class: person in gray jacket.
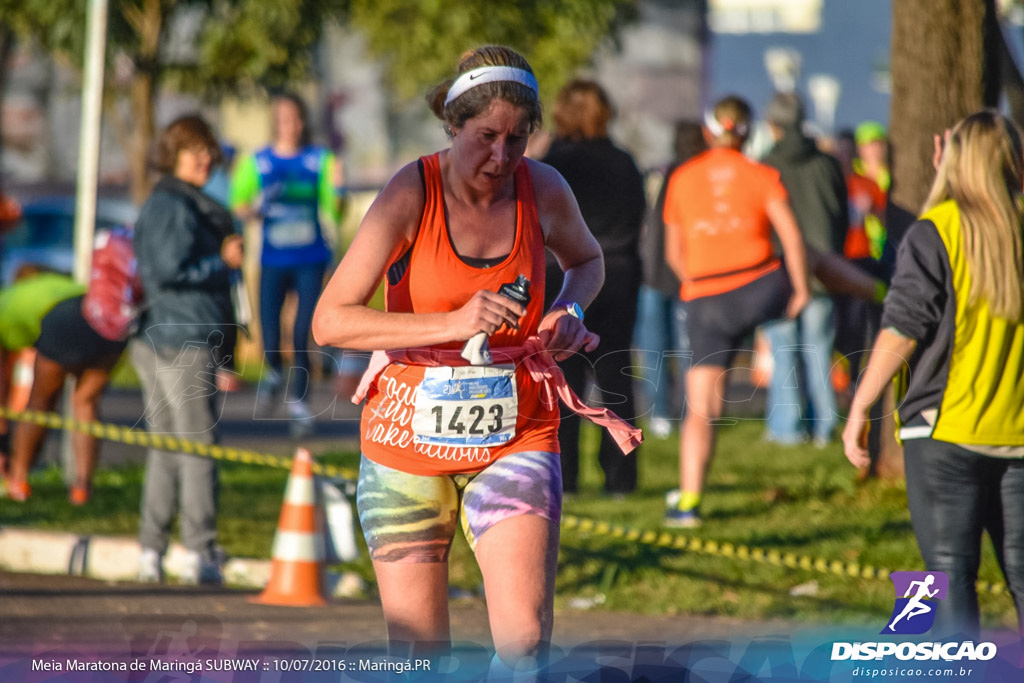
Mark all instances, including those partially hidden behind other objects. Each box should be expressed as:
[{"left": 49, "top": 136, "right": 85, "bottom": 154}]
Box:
[
  {"left": 131, "top": 114, "right": 244, "bottom": 585},
  {"left": 760, "top": 92, "right": 848, "bottom": 446}
]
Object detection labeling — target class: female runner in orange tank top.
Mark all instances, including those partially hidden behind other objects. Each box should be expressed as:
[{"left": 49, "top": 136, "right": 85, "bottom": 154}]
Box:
[{"left": 313, "top": 46, "right": 607, "bottom": 675}]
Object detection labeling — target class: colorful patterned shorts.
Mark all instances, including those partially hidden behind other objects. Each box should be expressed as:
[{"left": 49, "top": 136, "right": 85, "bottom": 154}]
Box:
[{"left": 356, "top": 451, "right": 562, "bottom": 563}]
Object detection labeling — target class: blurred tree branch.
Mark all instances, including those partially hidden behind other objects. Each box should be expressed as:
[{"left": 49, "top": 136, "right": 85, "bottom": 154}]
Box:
[{"left": 348, "top": 0, "right": 638, "bottom": 109}]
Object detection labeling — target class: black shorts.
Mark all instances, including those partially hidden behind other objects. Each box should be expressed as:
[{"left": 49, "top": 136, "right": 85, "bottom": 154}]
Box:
[
  {"left": 35, "top": 295, "right": 127, "bottom": 369},
  {"left": 685, "top": 267, "right": 790, "bottom": 368}
]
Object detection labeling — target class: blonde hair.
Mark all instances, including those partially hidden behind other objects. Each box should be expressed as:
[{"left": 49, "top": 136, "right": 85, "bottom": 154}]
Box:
[
  {"left": 552, "top": 79, "right": 613, "bottom": 140},
  {"left": 923, "top": 110, "right": 1024, "bottom": 322}
]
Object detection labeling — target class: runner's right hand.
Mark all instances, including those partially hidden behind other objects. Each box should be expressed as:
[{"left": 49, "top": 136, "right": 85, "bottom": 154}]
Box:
[
  {"left": 451, "top": 289, "right": 526, "bottom": 341},
  {"left": 785, "top": 287, "right": 811, "bottom": 319},
  {"left": 221, "top": 235, "right": 244, "bottom": 269}
]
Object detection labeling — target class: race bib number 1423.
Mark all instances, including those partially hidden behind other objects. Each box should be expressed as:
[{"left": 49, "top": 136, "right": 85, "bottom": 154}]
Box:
[{"left": 412, "top": 365, "right": 518, "bottom": 447}]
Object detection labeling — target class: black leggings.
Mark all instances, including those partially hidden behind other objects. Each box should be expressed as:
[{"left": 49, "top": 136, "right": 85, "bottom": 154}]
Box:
[
  {"left": 904, "top": 439, "right": 1024, "bottom": 637},
  {"left": 549, "top": 258, "right": 640, "bottom": 494}
]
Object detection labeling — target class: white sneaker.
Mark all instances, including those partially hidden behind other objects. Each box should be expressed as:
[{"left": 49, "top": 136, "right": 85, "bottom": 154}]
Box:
[
  {"left": 180, "top": 549, "right": 224, "bottom": 586},
  {"left": 649, "top": 417, "right": 672, "bottom": 438},
  {"left": 287, "top": 399, "right": 312, "bottom": 420},
  {"left": 254, "top": 371, "right": 282, "bottom": 418},
  {"left": 255, "top": 389, "right": 280, "bottom": 418},
  {"left": 287, "top": 400, "right": 315, "bottom": 438},
  {"left": 137, "top": 548, "right": 164, "bottom": 583}
]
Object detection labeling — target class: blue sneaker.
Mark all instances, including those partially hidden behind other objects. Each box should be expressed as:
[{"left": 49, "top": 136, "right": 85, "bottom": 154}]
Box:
[{"left": 664, "top": 506, "right": 702, "bottom": 528}]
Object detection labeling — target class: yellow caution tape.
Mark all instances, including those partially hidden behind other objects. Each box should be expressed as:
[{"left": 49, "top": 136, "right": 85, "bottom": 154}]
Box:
[
  {"left": 0, "top": 406, "right": 358, "bottom": 480},
  {"left": 2, "top": 406, "right": 1008, "bottom": 595},
  {"left": 561, "top": 515, "right": 1008, "bottom": 595}
]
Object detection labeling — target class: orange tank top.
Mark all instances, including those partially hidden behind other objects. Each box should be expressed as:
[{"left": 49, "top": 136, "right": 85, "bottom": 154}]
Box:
[
  {"left": 361, "top": 153, "right": 560, "bottom": 475},
  {"left": 663, "top": 148, "right": 785, "bottom": 301},
  {"left": 843, "top": 172, "right": 886, "bottom": 259}
]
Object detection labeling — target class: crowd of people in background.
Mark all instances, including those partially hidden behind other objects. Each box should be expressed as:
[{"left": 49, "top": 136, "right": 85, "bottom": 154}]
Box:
[
  {"left": 0, "top": 84, "right": 901, "bottom": 529},
  {"left": 1, "top": 48, "right": 1022, "bottom": 643}
]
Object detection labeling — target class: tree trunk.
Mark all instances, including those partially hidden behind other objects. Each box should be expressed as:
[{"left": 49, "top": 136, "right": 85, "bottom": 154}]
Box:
[
  {"left": 0, "top": 24, "right": 14, "bottom": 190},
  {"left": 129, "top": 70, "right": 156, "bottom": 205},
  {"left": 889, "top": 0, "right": 1000, "bottom": 220},
  {"left": 875, "top": 0, "right": 1001, "bottom": 480},
  {"left": 998, "top": 23, "right": 1024, "bottom": 133},
  {"left": 126, "top": 0, "right": 164, "bottom": 206}
]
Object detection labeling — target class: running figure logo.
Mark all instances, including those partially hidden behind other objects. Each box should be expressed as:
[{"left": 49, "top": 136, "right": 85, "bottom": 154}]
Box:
[{"left": 883, "top": 571, "right": 949, "bottom": 635}]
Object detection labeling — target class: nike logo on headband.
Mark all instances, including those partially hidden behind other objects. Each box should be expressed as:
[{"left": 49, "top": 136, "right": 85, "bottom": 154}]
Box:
[{"left": 444, "top": 66, "right": 539, "bottom": 106}]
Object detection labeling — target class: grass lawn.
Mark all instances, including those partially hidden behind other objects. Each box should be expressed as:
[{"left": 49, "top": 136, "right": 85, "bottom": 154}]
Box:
[{"left": 1, "top": 418, "right": 1017, "bottom": 630}]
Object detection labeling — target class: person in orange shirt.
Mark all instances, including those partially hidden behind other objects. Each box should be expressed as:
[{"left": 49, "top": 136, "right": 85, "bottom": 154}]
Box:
[
  {"left": 833, "top": 129, "right": 889, "bottom": 395},
  {"left": 837, "top": 129, "right": 887, "bottom": 261},
  {"left": 662, "top": 95, "right": 810, "bottom": 527},
  {"left": 854, "top": 120, "right": 891, "bottom": 259},
  {"left": 0, "top": 190, "right": 20, "bottom": 235},
  {"left": 312, "top": 46, "right": 640, "bottom": 677}
]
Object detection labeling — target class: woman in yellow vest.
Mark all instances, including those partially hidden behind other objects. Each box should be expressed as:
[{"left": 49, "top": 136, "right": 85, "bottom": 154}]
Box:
[{"left": 843, "top": 111, "right": 1024, "bottom": 637}]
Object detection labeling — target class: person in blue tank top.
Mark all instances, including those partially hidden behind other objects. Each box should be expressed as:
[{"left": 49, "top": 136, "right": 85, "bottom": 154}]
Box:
[{"left": 230, "top": 92, "right": 346, "bottom": 436}]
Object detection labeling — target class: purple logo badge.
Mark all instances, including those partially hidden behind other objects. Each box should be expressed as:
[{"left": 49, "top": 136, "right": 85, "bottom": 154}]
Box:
[{"left": 883, "top": 571, "right": 949, "bottom": 635}]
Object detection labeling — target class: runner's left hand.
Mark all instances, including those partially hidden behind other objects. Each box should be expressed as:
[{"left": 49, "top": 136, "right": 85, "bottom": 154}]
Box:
[{"left": 538, "top": 310, "right": 599, "bottom": 361}]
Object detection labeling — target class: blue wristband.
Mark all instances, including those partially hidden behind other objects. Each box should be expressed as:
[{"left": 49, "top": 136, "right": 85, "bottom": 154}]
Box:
[{"left": 551, "top": 301, "right": 584, "bottom": 322}]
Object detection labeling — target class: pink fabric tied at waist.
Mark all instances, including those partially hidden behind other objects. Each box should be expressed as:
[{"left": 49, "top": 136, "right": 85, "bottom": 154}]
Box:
[{"left": 351, "top": 336, "right": 643, "bottom": 455}]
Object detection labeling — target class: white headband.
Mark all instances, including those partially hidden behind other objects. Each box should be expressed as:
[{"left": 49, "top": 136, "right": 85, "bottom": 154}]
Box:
[
  {"left": 704, "top": 108, "right": 749, "bottom": 138},
  {"left": 444, "top": 66, "right": 539, "bottom": 107}
]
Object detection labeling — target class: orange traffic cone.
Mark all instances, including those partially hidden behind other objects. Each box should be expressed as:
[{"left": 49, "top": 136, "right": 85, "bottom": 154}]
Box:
[{"left": 250, "top": 448, "right": 327, "bottom": 606}]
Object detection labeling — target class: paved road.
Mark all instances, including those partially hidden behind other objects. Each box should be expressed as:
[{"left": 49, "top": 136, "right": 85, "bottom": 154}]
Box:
[
  {"left": 1, "top": 566, "right": 822, "bottom": 681},
  {"left": 0, "top": 570, "right": 790, "bottom": 655}
]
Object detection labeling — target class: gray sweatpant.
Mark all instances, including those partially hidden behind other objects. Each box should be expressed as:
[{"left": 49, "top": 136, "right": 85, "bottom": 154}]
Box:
[{"left": 130, "top": 340, "right": 221, "bottom": 557}]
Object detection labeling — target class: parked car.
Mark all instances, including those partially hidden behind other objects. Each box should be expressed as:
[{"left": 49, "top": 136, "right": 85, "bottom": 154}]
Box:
[{"left": 0, "top": 195, "right": 137, "bottom": 285}]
